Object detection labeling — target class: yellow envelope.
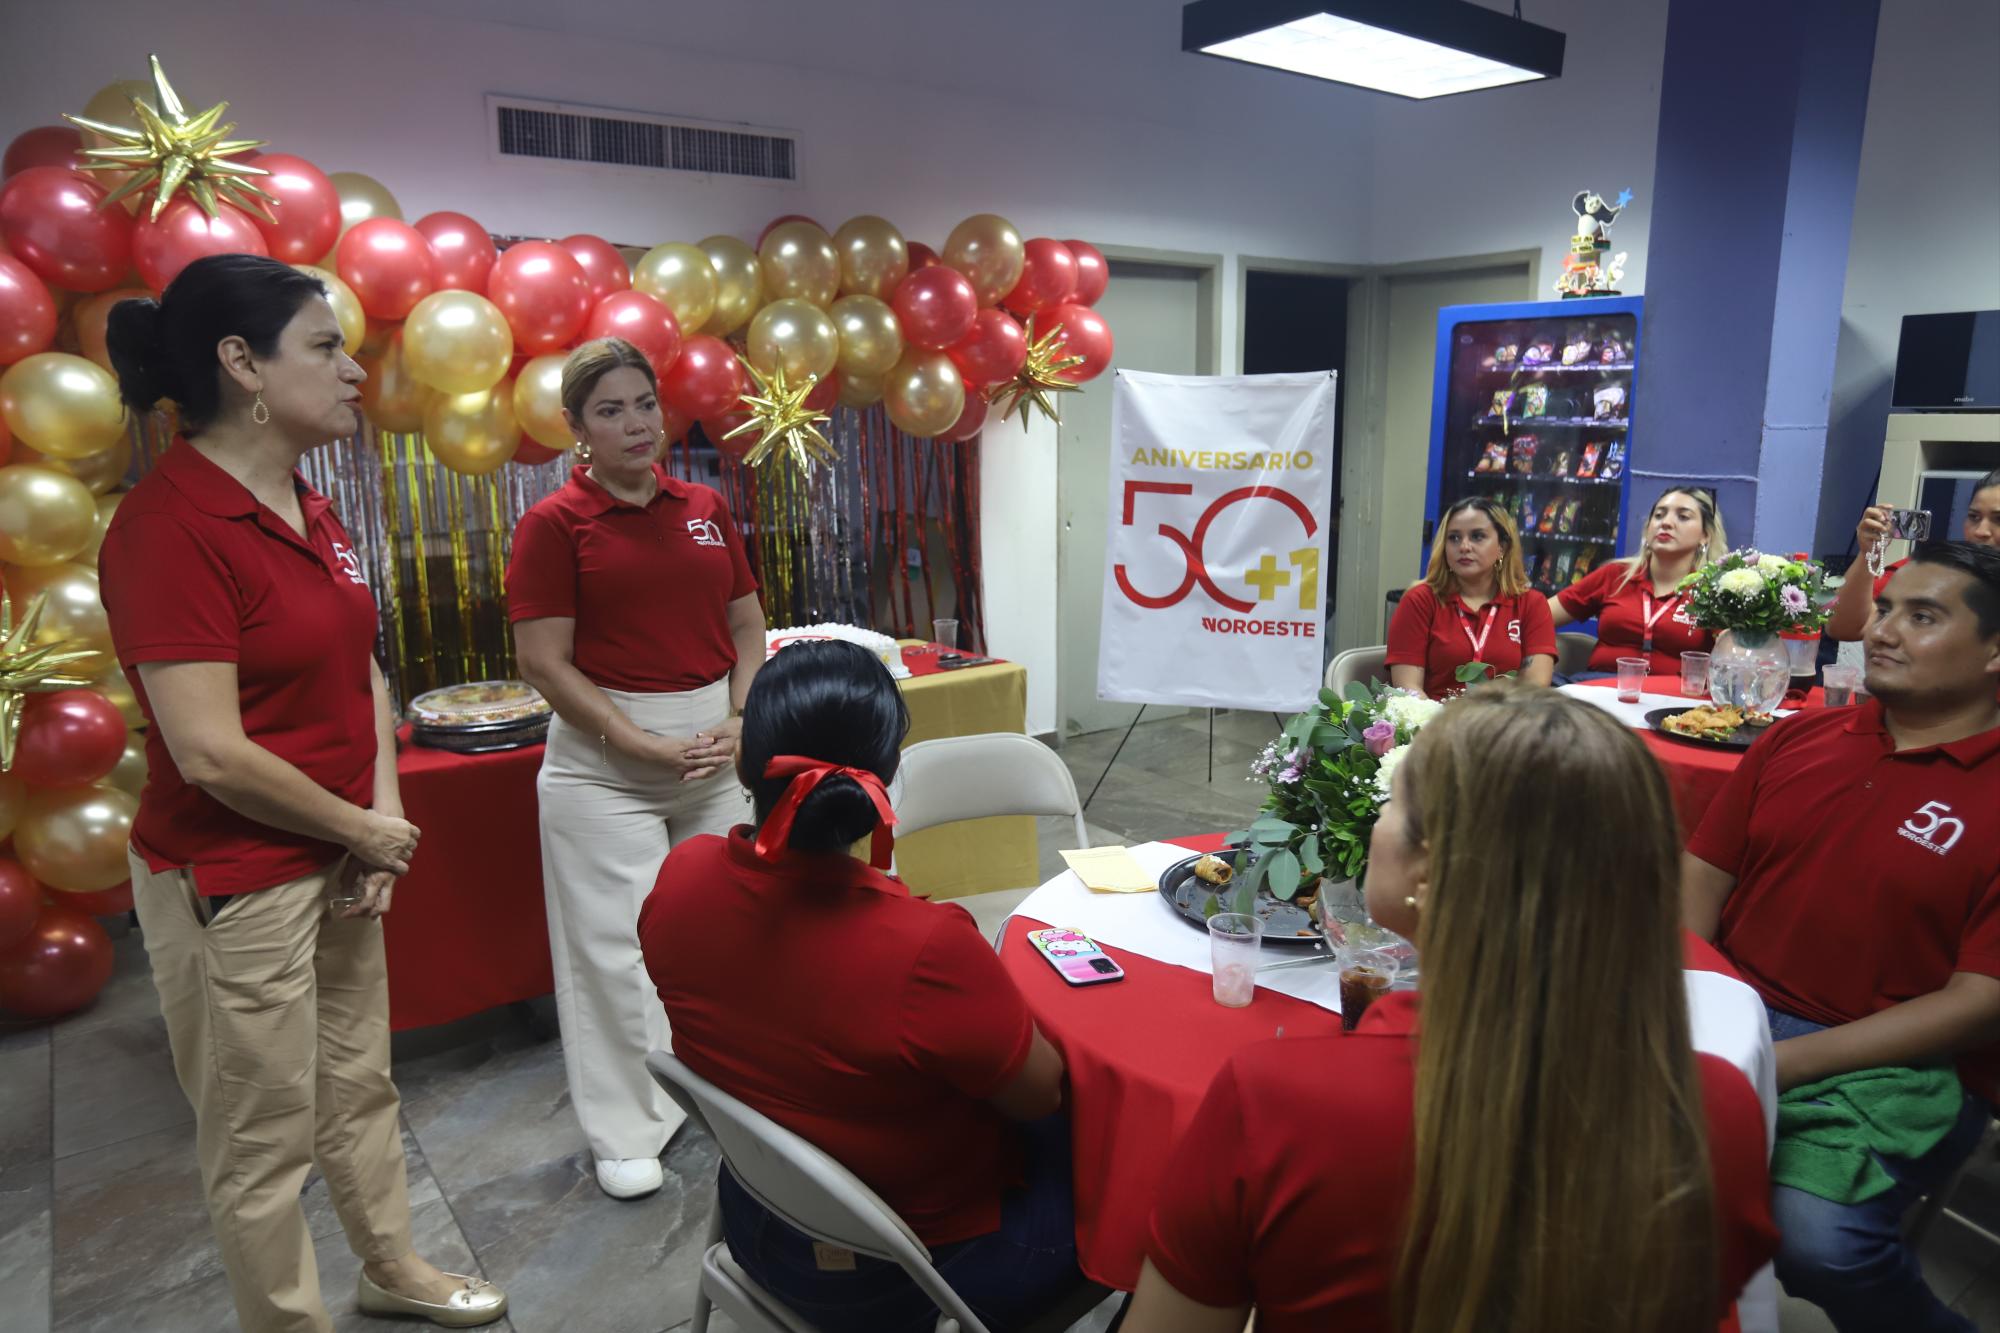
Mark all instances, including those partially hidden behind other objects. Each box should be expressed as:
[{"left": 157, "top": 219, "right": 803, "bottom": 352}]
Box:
[{"left": 1060, "top": 846, "right": 1156, "bottom": 893}]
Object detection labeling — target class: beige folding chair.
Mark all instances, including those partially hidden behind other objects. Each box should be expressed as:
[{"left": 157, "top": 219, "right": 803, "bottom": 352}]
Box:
[
  {"left": 646, "top": 1051, "right": 1110, "bottom": 1333},
  {"left": 1555, "top": 631, "right": 1596, "bottom": 678},
  {"left": 1324, "top": 644, "right": 1388, "bottom": 694},
  {"left": 894, "top": 733, "right": 1088, "bottom": 850}
]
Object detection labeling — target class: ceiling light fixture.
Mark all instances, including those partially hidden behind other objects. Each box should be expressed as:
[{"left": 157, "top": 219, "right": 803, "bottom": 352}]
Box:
[{"left": 1183, "top": 0, "right": 1565, "bottom": 101}]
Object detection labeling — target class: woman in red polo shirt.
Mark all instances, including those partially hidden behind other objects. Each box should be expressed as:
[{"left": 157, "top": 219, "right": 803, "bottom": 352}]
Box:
[
  {"left": 507, "top": 337, "right": 765, "bottom": 1201},
  {"left": 1550, "top": 485, "right": 1727, "bottom": 676},
  {"left": 1825, "top": 467, "right": 2000, "bottom": 641},
  {"left": 638, "top": 639, "right": 1079, "bottom": 1333},
  {"left": 1124, "top": 687, "right": 1776, "bottom": 1333},
  {"left": 99, "top": 255, "right": 506, "bottom": 1330},
  {"left": 1385, "top": 496, "right": 1555, "bottom": 698}
]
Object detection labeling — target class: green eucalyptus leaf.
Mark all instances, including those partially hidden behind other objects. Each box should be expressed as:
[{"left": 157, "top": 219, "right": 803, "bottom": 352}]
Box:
[
  {"left": 1263, "top": 847, "right": 1302, "bottom": 901},
  {"left": 1201, "top": 892, "right": 1221, "bottom": 919},
  {"left": 1455, "top": 661, "right": 1492, "bottom": 683},
  {"left": 1344, "top": 681, "right": 1374, "bottom": 705},
  {"left": 1232, "top": 882, "right": 1256, "bottom": 916},
  {"left": 1299, "top": 839, "right": 1324, "bottom": 877},
  {"left": 1318, "top": 688, "right": 1341, "bottom": 709}
]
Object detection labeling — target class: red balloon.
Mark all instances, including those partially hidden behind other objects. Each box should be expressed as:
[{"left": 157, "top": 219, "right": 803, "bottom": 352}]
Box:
[
  {"left": 946, "top": 308, "right": 1027, "bottom": 388},
  {"left": 512, "top": 438, "right": 566, "bottom": 466},
  {"left": 487, "top": 241, "right": 591, "bottom": 356},
  {"left": 242, "top": 153, "right": 340, "bottom": 264},
  {"left": 583, "top": 289, "right": 680, "bottom": 380},
  {"left": 0, "top": 858, "right": 38, "bottom": 952},
  {"left": 334, "top": 217, "right": 435, "bottom": 320},
  {"left": 561, "top": 234, "right": 631, "bottom": 307},
  {"left": 0, "top": 906, "right": 113, "bottom": 1019},
  {"left": 413, "top": 211, "right": 498, "bottom": 293},
  {"left": 756, "top": 214, "right": 821, "bottom": 250},
  {"left": 52, "top": 880, "right": 133, "bottom": 917},
  {"left": 892, "top": 267, "right": 978, "bottom": 351},
  {"left": 0, "top": 168, "right": 136, "bottom": 293},
  {"left": 938, "top": 387, "right": 989, "bottom": 443},
  {"left": 702, "top": 409, "right": 757, "bottom": 460},
  {"left": 905, "top": 242, "right": 942, "bottom": 273},
  {"left": 1064, "top": 240, "right": 1109, "bottom": 307},
  {"left": 1046, "top": 302, "right": 1115, "bottom": 382},
  {"left": 0, "top": 252, "right": 57, "bottom": 365},
  {"left": 3, "top": 126, "right": 84, "bottom": 180},
  {"left": 131, "top": 197, "right": 270, "bottom": 292},
  {"left": 1001, "top": 238, "right": 1079, "bottom": 317},
  {"left": 663, "top": 335, "right": 747, "bottom": 421},
  {"left": 803, "top": 370, "right": 840, "bottom": 414},
  {"left": 14, "top": 689, "right": 127, "bottom": 788}
]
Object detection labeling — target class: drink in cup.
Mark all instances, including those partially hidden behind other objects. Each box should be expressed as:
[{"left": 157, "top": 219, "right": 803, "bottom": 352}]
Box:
[
  {"left": 1822, "top": 663, "right": 1860, "bottom": 707},
  {"left": 1615, "top": 656, "right": 1649, "bottom": 703},
  {"left": 1680, "top": 651, "right": 1710, "bottom": 698},
  {"left": 1208, "top": 912, "right": 1264, "bottom": 1008},
  {"left": 1338, "top": 946, "right": 1399, "bottom": 1031},
  {"left": 932, "top": 617, "right": 959, "bottom": 650}
]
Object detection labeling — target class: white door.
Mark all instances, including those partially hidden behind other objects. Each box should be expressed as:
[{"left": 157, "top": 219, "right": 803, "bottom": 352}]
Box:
[{"left": 1056, "top": 261, "right": 1205, "bottom": 736}]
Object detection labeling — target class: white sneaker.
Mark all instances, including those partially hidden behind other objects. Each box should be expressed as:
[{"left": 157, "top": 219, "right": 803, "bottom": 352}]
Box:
[{"left": 595, "top": 1156, "right": 664, "bottom": 1199}]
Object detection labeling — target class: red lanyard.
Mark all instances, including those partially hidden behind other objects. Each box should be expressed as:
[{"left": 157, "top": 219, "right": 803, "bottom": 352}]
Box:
[
  {"left": 1459, "top": 603, "right": 1500, "bottom": 658},
  {"left": 1639, "top": 590, "right": 1680, "bottom": 654}
]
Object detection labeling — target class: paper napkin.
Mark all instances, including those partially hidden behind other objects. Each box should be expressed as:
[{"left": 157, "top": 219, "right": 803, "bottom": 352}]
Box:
[{"left": 1059, "top": 846, "right": 1157, "bottom": 893}]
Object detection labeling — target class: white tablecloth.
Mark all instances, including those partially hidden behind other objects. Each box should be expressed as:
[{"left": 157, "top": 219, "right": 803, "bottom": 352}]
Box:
[{"left": 1558, "top": 681, "right": 1797, "bottom": 728}]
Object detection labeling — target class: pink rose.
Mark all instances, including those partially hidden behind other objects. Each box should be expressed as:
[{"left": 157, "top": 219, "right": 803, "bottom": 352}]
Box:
[{"left": 1363, "top": 719, "right": 1396, "bottom": 758}]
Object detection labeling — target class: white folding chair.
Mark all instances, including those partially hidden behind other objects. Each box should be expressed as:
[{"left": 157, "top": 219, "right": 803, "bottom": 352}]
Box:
[
  {"left": 894, "top": 733, "right": 1088, "bottom": 851},
  {"left": 1324, "top": 645, "right": 1388, "bottom": 694},
  {"left": 646, "top": 1051, "right": 1110, "bottom": 1333},
  {"left": 1555, "top": 631, "right": 1596, "bottom": 678}
]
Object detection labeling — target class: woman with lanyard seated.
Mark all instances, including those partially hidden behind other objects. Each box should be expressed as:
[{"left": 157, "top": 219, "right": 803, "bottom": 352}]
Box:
[
  {"left": 637, "top": 640, "right": 1084, "bottom": 1333},
  {"left": 1385, "top": 496, "right": 1555, "bottom": 698},
  {"left": 1120, "top": 686, "right": 1777, "bottom": 1333},
  {"left": 1824, "top": 467, "right": 2000, "bottom": 643},
  {"left": 1551, "top": 485, "right": 1727, "bottom": 677}
]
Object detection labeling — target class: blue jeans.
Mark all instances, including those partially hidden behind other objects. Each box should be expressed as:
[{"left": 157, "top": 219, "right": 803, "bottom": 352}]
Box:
[
  {"left": 717, "top": 1114, "right": 1083, "bottom": 1333},
  {"left": 1767, "top": 1006, "right": 1987, "bottom": 1333}
]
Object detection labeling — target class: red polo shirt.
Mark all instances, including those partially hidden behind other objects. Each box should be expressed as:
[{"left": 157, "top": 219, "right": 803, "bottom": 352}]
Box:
[
  {"left": 1146, "top": 993, "right": 1776, "bottom": 1330},
  {"left": 638, "top": 827, "right": 1036, "bottom": 1245},
  {"left": 98, "top": 441, "right": 381, "bottom": 896},
  {"left": 1558, "top": 560, "right": 1712, "bottom": 674},
  {"left": 1689, "top": 700, "right": 2000, "bottom": 1092},
  {"left": 506, "top": 464, "right": 757, "bottom": 693},
  {"left": 1385, "top": 584, "right": 1557, "bottom": 699}
]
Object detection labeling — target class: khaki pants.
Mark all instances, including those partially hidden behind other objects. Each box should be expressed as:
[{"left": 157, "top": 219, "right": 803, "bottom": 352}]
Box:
[
  {"left": 132, "top": 852, "right": 413, "bottom": 1333},
  {"left": 537, "top": 679, "right": 750, "bottom": 1162}
]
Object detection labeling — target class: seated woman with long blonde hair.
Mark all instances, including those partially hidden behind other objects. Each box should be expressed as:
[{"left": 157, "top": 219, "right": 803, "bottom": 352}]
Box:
[{"left": 1122, "top": 686, "right": 1777, "bottom": 1333}]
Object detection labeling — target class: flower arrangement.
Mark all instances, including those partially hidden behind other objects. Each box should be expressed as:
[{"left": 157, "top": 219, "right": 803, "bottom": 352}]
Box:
[
  {"left": 1218, "top": 681, "right": 1445, "bottom": 914},
  {"left": 1679, "top": 549, "right": 1836, "bottom": 637}
]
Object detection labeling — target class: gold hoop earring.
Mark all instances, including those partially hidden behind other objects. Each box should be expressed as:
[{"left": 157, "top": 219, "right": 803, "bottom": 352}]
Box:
[
  {"left": 251, "top": 392, "right": 270, "bottom": 426},
  {"left": 576, "top": 441, "right": 591, "bottom": 463}
]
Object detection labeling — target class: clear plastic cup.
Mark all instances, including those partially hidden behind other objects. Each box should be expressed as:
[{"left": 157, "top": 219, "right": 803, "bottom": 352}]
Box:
[
  {"left": 1337, "top": 946, "right": 1399, "bottom": 1031},
  {"left": 1616, "top": 656, "right": 1649, "bottom": 703},
  {"left": 1680, "top": 651, "right": 1710, "bottom": 698},
  {"left": 1208, "top": 912, "right": 1264, "bottom": 1008},
  {"left": 1822, "top": 663, "right": 1860, "bottom": 707},
  {"left": 932, "top": 617, "right": 959, "bottom": 650}
]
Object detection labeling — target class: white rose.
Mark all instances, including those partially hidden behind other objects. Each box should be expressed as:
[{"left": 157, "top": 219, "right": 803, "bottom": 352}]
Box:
[
  {"left": 1381, "top": 693, "right": 1444, "bottom": 733},
  {"left": 1372, "top": 743, "right": 1410, "bottom": 801},
  {"left": 1756, "top": 553, "right": 1789, "bottom": 573},
  {"left": 1718, "top": 568, "right": 1766, "bottom": 596}
]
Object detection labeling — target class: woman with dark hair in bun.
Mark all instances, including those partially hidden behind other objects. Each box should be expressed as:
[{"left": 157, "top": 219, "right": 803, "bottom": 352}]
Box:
[
  {"left": 98, "top": 253, "right": 506, "bottom": 1331},
  {"left": 638, "top": 640, "right": 1081, "bottom": 1333}
]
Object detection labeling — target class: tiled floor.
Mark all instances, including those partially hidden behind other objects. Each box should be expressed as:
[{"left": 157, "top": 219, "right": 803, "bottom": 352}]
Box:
[{"left": 4, "top": 706, "right": 1998, "bottom": 1331}]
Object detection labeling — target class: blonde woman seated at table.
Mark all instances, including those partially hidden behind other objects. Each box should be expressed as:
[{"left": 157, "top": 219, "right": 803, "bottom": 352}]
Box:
[
  {"left": 1385, "top": 496, "right": 1555, "bottom": 698},
  {"left": 638, "top": 640, "right": 1082, "bottom": 1333},
  {"left": 1550, "top": 485, "right": 1726, "bottom": 677},
  {"left": 1121, "top": 686, "right": 1777, "bottom": 1333}
]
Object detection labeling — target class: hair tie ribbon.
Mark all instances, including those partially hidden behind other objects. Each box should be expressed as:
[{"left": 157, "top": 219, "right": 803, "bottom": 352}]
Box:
[{"left": 754, "top": 755, "right": 898, "bottom": 869}]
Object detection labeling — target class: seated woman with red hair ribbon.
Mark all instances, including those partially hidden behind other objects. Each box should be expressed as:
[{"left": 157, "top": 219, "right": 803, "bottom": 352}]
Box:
[{"left": 638, "top": 639, "right": 1081, "bottom": 1332}]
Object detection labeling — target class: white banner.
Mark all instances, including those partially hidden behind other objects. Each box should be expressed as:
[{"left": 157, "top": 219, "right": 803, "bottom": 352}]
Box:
[{"left": 1096, "top": 370, "right": 1338, "bottom": 711}]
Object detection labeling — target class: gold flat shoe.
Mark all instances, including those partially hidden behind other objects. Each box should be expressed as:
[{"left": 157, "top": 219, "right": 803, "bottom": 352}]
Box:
[{"left": 356, "top": 1271, "right": 508, "bottom": 1327}]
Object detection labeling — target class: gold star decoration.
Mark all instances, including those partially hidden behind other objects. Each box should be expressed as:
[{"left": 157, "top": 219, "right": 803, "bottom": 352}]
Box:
[
  {"left": 723, "top": 361, "right": 836, "bottom": 473},
  {"left": 990, "top": 315, "right": 1086, "bottom": 428},
  {"left": 0, "top": 589, "right": 100, "bottom": 773},
  {"left": 64, "top": 53, "right": 276, "bottom": 222}
]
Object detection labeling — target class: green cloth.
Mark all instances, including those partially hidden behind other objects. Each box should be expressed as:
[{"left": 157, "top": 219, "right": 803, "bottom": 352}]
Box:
[{"left": 1771, "top": 1065, "right": 1964, "bottom": 1204}]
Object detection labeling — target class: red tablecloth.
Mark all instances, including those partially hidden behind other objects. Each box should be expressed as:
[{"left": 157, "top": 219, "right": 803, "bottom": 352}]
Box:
[{"left": 1004, "top": 833, "right": 1749, "bottom": 1296}]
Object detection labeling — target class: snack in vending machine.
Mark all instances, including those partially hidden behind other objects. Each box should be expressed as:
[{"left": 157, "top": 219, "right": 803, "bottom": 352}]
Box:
[
  {"left": 1477, "top": 440, "right": 1510, "bottom": 473},
  {"left": 1599, "top": 331, "right": 1630, "bottom": 364},
  {"left": 1519, "top": 384, "right": 1550, "bottom": 417},
  {"left": 1521, "top": 336, "right": 1557, "bottom": 366},
  {"left": 1576, "top": 442, "right": 1603, "bottom": 478},
  {"left": 1600, "top": 440, "right": 1626, "bottom": 480},
  {"left": 1551, "top": 549, "right": 1577, "bottom": 585},
  {"left": 1592, "top": 383, "right": 1627, "bottom": 420},
  {"left": 1491, "top": 389, "right": 1516, "bottom": 420},
  {"left": 1562, "top": 334, "right": 1594, "bottom": 366},
  {"left": 1558, "top": 498, "right": 1582, "bottom": 534},
  {"left": 1510, "top": 435, "right": 1540, "bottom": 475},
  {"left": 1551, "top": 448, "right": 1573, "bottom": 477},
  {"left": 1571, "top": 544, "right": 1600, "bottom": 580},
  {"left": 1519, "top": 492, "right": 1538, "bottom": 532},
  {"left": 1540, "top": 497, "right": 1563, "bottom": 531}
]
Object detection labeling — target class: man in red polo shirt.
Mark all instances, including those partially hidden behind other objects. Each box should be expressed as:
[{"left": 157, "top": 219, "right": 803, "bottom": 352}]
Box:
[{"left": 1684, "top": 541, "right": 2000, "bottom": 1333}]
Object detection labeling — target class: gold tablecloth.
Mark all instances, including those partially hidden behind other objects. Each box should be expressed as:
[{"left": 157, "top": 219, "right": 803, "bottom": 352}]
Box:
[{"left": 893, "top": 643, "right": 1039, "bottom": 899}]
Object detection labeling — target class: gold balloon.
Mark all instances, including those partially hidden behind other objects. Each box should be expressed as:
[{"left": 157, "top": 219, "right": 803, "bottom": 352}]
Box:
[
  {"left": 78, "top": 78, "right": 154, "bottom": 215},
  {"left": 357, "top": 332, "right": 437, "bottom": 433},
  {"left": 747, "top": 298, "right": 840, "bottom": 383},
  {"left": 0, "top": 771, "right": 22, "bottom": 842},
  {"left": 758, "top": 221, "right": 840, "bottom": 309},
  {"left": 512, "top": 354, "right": 574, "bottom": 452},
  {"left": 632, "top": 243, "right": 718, "bottom": 335},
  {"left": 4, "top": 562, "right": 114, "bottom": 669},
  {"left": 943, "top": 213, "right": 1027, "bottom": 308},
  {"left": 402, "top": 290, "right": 513, "bottom": 395},
  {"left": 883, "top": 349, "right": 966, "bottom": 438},
  {"left": 830, "top": 294, "right": 905, "bottom": 379},
  {"left": 423, "top": 387, "right": 519, "bottom": 476},
  {"left": 14, "top": 435, "right": 132, "bottom": 496},
  {"left": 838, "top": 372, "right": 885, "bottom": 409},
  {"left": 92, "top": 663, "right": 143, "bottom": 731},
  {"left": 295, "top": 265, "right": 366, "bottom": 356},
  {"left": 0, "top": 465, "right": 98, "bottom": 567},
  {"left": 16, "top": 783, "right": 138, "bottom": 893},
  {"left": 697, "top": 235, "right": 763, "bottom": 336},
  {"left": 832, "top": 216, "right": 910, "bottom": 301},
  {"left": 0, "top": 354, "right": 128, "bottom": 460},
  {"left": 320, "top": 171, "right": 402, "bottom": 263},
  {"left": 106, "top": 734, "right": 148, "bottom": 797},
  {"left": 78, "top": 491, "right": 124, "bottom": 567},
  {"left": 73, "top": 287, "right": 151, "bottom": 373}
]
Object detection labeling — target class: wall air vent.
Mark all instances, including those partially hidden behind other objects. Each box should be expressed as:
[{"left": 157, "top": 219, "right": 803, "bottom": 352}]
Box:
[{"left": 490, "top": 96, "right": 797, "bottom": 182}]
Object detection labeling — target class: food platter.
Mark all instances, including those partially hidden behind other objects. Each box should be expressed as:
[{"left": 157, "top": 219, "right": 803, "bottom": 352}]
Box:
[
  {"left": 1156, "top": 849, "right": 1325, "bottom": 951},
  {"left": 1644, "top": 705, "right": 1770, "bottom": 751},
  {"left": 408, "top": 680, "right": 552, "bottom": 753}
]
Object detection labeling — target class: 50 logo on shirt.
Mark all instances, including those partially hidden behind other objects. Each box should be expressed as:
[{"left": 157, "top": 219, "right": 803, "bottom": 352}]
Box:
[
  {"left": 1900, "top": 801, "right": 1967, "bottom": 855},
  {"left": 686, "top": 519, "right": 726, "bottom": 548},
  {"left": 331, "top": 541, "right": 368, "bottom": 586}
]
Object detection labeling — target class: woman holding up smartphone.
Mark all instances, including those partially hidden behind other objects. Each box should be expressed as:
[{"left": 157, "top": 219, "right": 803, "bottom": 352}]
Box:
[{"left": 1825, "top": 468, "right": 2000, "bottom": 641}]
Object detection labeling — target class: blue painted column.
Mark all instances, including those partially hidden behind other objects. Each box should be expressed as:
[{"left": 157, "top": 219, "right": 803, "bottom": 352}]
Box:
[{"left": 1631, "top": 0, "right": 1881, "bottom": 556}]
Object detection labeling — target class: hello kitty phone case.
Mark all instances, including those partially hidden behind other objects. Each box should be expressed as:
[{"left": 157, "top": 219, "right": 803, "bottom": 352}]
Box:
[{"left": 1026, "top": 928, "right": 1127, "bottom": 986}]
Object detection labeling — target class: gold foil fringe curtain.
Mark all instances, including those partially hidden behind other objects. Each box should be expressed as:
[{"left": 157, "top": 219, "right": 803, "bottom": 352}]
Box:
[{"left": 128, "top": 408, "right": 984, "bottom": 709}]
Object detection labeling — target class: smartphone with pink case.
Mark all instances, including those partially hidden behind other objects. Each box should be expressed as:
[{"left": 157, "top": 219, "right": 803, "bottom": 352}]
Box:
[{"left": 1026, "top": 928, "right": 1126, "bottom": 986}]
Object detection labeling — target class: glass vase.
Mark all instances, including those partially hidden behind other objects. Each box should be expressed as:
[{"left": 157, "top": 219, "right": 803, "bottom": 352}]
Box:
[{"left": 1708, "top": 629, "right": 1791, "bottom": 715}]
